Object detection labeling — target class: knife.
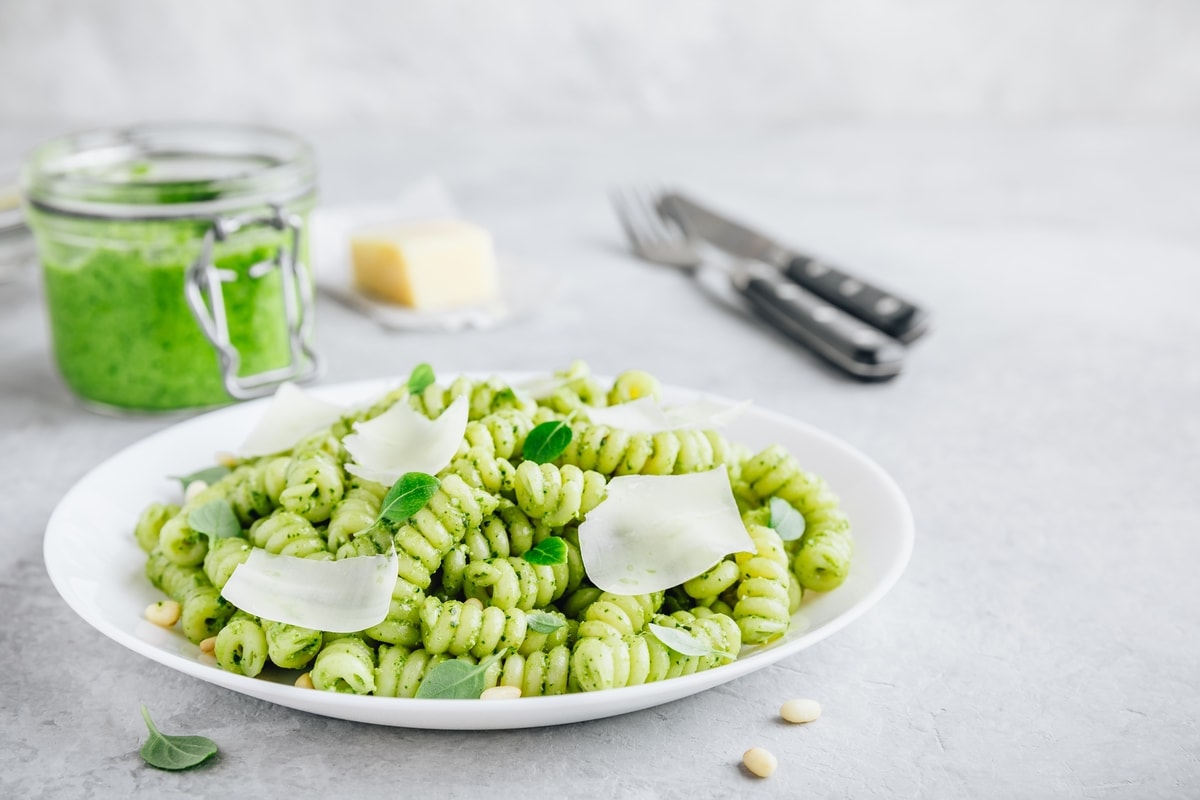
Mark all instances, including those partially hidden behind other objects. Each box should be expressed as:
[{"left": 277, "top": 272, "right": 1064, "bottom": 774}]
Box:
[
  {"left": 660, "top": 191, "right": 931, "bottom": 343},
  {"left": 728, "top": 260, "right": 907, "bottom": 381}
]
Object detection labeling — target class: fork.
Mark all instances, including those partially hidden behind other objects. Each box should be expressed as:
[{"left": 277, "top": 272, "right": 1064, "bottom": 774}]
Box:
[{"left": 612, "top": 187, "right": 906, "bottom": 381}]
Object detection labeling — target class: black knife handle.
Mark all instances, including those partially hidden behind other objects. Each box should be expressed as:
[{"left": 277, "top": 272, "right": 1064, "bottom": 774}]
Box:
[
  {"left": 740, "top": 274, "right": 905, "bottom": 381},
  {"left": 784, "top": 256, "right": 930, "bottom": 343}
]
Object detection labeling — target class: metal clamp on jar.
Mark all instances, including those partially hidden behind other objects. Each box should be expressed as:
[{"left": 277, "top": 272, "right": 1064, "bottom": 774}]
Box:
[{"left": 22, "top": 123, "right": 321, "bottom": 413}]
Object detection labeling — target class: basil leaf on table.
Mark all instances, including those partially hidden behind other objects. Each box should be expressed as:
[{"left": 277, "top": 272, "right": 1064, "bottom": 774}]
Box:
[{"left": 138, "top": 705, "right": 218, "bottom": 771}]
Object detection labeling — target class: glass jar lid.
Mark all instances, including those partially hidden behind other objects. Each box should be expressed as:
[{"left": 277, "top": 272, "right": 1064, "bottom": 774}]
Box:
[{"left": 22, "top": 122, "right": 317, "bottom": 220}]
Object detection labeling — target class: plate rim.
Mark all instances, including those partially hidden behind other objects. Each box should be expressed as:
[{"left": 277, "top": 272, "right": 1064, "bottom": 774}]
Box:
[{"left": 43, "top": 374, "right": 914, "bottom": 729}]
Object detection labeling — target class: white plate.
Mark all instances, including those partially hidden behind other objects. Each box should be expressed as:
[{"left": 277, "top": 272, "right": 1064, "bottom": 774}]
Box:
[{"left": 44, "top": 376, "right": 914, "bottom": 730}]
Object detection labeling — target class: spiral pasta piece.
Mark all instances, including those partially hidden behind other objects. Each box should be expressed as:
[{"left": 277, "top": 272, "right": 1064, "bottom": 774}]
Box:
[
  {"left": 202, "top": 536, "right": 252, "bottom": 590},
  {"left": 364, "top": 580, "right": 425, "bottom": 647},
  {"left": 576, "top": 592, "right": 664, "bottom": 639},
  {"left": 513, "top": 462, "right": 606, "bottom": 527},
  {"left": 144, "top": 550, "right": 234, "bottom": 642},
  {"left": 134, "top": 502, "right": 179, "bottom": 554},
  {"left": 461, "top": 409, "right": 537, "bottom": 459},
  {"left": 732, "top": 523, "right": 792, "bottom": 644},
  {"left": 373, "top": 646, "right": 453, "bottom": 698},
  {"left": 311, "top": 636, "right": 376, "bottom": 694},
  {"left": 222, "top": 461, "right": 281, "bottom": 524},
  {"left": 410, "top": 376, "right": 538, "bottom": 421},
  {"left": 682, "top": 559, "right": 741, "bottom": 603},
  {"left": 607, "top": 369, "right": 662, "bottom": 405},
  {"left": 463, "top": 501, "right": 546, "bottom": 561},
  {"left": 278, "top": 449, "right": 345, "bottom": 523},
  {"left": 420, "top": 596, "right": 529, "bottom": 658},
  {"left": 736, "top": 444, "right": 853, "bottom": 592},
  {"left": 215, "top": 615, "right": 269, "bottom": 677},
  {"left": 462, "top": 557, "right": 569, "bottom": 611},
  {"left": 563, "top": 424, "right": 736, "bottom": 477},
  {"left": 529, "top": 360, "right": 607, "bottom": 416},
  {"left": 156, "top": 512, "right": 211, "bottom": 568},
  {"left": 486, "top": 645, "right": 572, "bottom": 696},
  {"left": 326, "top": 479, "right": 387, "bottom": 553},
  {"left": 249, "top": 511, "right": 333, "bottom": 560},
  {"left": 265, "top": 621, "right": 323, "bottom": 669},
  {"left": 391, "top": 475, "right": 499, "bottom": 590},
  {"left": 444, "top": 446, "right": 516, "bottom": 496}
]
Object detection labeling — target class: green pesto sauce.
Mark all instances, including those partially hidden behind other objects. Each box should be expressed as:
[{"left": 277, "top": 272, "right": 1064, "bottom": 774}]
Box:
[{"left": 32, "top": 210, "right": 310, "bottom": 411}]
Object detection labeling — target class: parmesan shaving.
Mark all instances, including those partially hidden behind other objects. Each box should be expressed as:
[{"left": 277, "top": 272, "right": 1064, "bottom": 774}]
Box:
[
  {"left": 584, "top": 398, "right": 673, "bottom": 432},
  {"left": 513, "top": 374, "right": 570, "bottom": 401},
  {"left": 577, "top": 467, "right": 754, "bottom": 594},
  {"left": 664, "top": 398, "right": 751, "bottom": 429},
  {"left": 343, "top": 394, "right": 468, "bottom": 484},
  {"left": 237, "top": 383, "right": 347, "bottom": 457},
  {"left": 584, "top": 397, "right": 750, "bottom": 433},
  {"left": 220, "top": 548, "right": 398, "bottom": 632}
]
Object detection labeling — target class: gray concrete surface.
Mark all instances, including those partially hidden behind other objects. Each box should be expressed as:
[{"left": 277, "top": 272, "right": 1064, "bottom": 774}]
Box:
[{"left": 1, "top": 124, "right": 1197, "bottom": 798}]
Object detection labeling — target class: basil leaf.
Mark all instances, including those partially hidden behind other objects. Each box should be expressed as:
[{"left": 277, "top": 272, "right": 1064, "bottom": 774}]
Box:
[
  {"left": 526, "top": 611, "right": 566, "bottom": 635},
  {"left": 414, "top": 650, "right": 507, "bottom": 699},
  {"left": 523, "top": 537, "right": 567, "bottom": 566},
  {"left": 407, "top": 363, "right": 436, "bottom": 394},
  {"left": 648, "top": 623, "right": 736, "bottom": 660},
  {"left": 188, "top": 499, "right": 240, "bottom": 540},
  {"left": 138, "top": 705, "right": 218, "bottom": 771},
  {"left": 378, "top": 473, "right": 441, "bottom": 526},
  {"left": 170, "top": 465, "right": 231, "bottom": 490},
  {"left": 768, "top": 497, "right": 806, "bottom": 542},
  {"left": 522, "top": 419, "right": 573, "bottom": 464}
]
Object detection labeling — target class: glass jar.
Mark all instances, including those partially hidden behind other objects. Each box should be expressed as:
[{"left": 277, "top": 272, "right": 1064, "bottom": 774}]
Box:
[{"left": 22, "top": 123, "right": 320, "bottom": 412}]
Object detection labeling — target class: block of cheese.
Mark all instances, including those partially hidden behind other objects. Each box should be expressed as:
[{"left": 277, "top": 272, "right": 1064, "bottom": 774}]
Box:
[{"left": 350, "top": 219, "right": 500, "bottom": 311}]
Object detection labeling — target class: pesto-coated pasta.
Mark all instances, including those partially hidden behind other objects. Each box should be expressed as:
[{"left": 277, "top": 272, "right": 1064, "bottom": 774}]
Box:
[{"left": 135, "top": 362, "right": 854, "bottom": 698}]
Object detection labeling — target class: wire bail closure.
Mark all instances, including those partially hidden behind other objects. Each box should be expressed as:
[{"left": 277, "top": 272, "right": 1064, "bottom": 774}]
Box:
[{"left": 184, "top": 205, "right": 320, "bottom": 400}]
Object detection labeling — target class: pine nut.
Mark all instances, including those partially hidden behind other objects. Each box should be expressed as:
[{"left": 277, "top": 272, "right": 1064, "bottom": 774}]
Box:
[
  {"left": 144, "top": 600, "right": 181, "bottom": 628},
  {"left": 183, "top": 480, "right": 208, "bottom": 504},
  {"left": 215, "top": 452, "right": 239, "bottom": 469},
  {"left": 295, "top": 673, "right": 314, "bottom": 689},
  {"left": 199, "top": 636, "right": 217, "bottom": 654},
  {"left": 742, "top": 747, "right": 777, "bottom": 778},
  {"left": 480, "top": 685, "right": 521, "bottom": 700},
  {"left": 781, "top": 698, "right": 822, "bottom": 724},
  {"left": 463, "top": 597, "right": 484, "bottom": 611}
]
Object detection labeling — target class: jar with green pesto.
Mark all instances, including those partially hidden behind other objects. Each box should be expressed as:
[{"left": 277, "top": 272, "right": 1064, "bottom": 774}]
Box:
[{"left": 22, "top": 123, "right": 320, "bottom": 412}]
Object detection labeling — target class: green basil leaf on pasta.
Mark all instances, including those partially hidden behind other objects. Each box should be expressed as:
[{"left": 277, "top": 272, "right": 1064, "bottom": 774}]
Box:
[
  {"left": 378, "top": 472, "right": 440, "bottom": 526},
  {"left": 138, "top": 705, "right": 218, "bottom": 771},
  {"left": 526, "top": 611, "right": 566, "bottom": 635},
  {"left": 523, "top": 419, "right": 573, "bottom": 464},
  {"left": 407, "top": 363, "right": 436, "bottom": 394},
  {"left": 768, "top": 497, "right": 806, "bottom": 542},
  {"left": 523, "top": 536, "right": 567, "bottom": 566},
  {"left": 648, "top": 623, "right": 736, "bottom": 660},
  {"left": 170, "top": 465, "right": 230, "bottom": 490},
  {"left": 415, "top": 650, "right": 506, "bottom": 699},
  {"left": 188, "top": 499, "right": 240, "bottom": 540}
]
